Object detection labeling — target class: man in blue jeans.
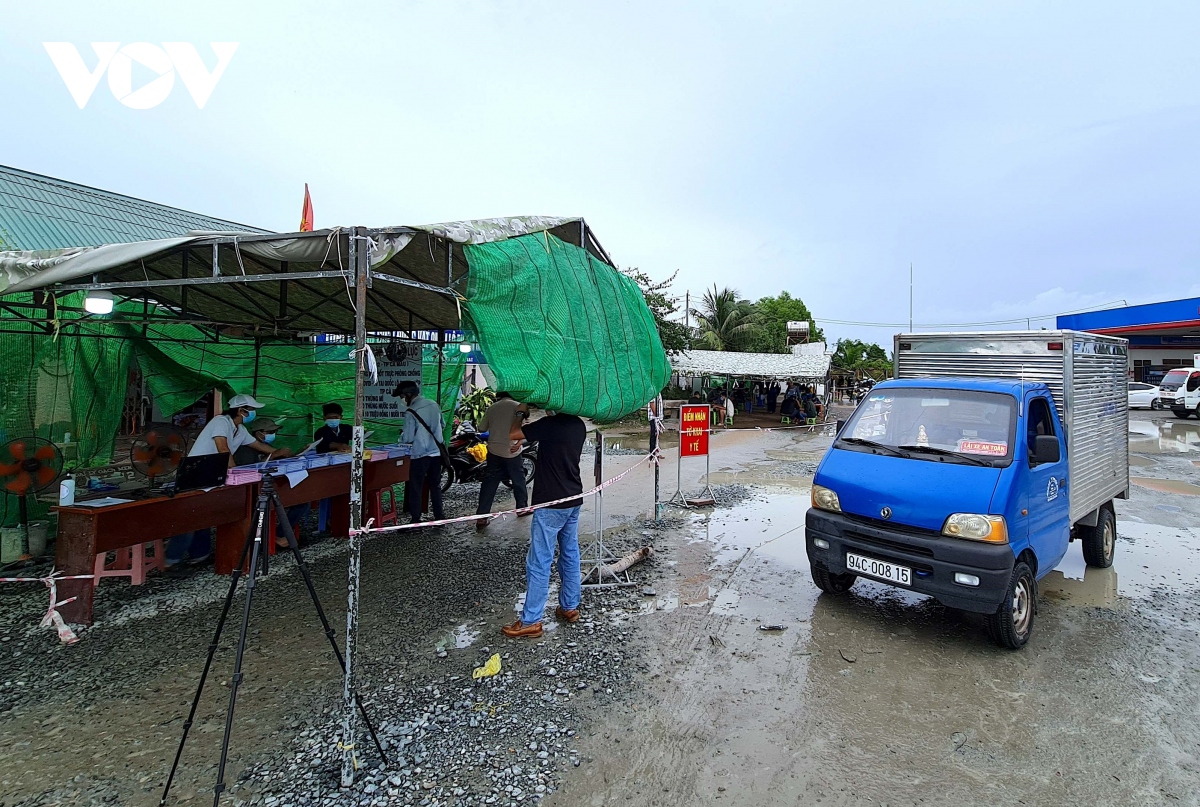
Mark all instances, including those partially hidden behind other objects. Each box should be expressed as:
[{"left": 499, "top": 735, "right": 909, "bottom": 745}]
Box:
[{"left": 501, "top": 405, "right": 587, "bottom": 639}]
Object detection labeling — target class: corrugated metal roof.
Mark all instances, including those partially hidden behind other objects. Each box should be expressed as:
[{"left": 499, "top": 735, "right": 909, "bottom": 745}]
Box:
[
  {"left": 670, "top": 349, "right": 830, "bottom": 379},
  {"left": 0, "top": 164, "right": 271, "bottom": 250}
]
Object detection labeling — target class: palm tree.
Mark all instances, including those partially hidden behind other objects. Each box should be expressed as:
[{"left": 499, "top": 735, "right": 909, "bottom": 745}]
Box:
[{"left": 692, "top": 285, "right": 756, "bottom": 351}]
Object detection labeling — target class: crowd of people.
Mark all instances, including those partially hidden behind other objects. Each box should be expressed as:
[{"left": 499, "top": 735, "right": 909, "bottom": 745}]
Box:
[{"left": 687, "top": 380, "right": 825, "bottom": 424}]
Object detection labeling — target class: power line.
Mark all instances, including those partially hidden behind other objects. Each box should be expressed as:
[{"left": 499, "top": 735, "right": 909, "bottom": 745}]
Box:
[{"left": 814, "top": 299, "right": 1129, "bottom": 329}]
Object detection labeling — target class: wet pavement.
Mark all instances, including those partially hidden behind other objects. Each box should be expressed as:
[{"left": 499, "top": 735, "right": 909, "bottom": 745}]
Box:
[
  {"left": 1, "top": 412, "right": 1199, "bottom": 806},
  {"left": 554, "top": 410, "right": 1200, "bottom": 807}
]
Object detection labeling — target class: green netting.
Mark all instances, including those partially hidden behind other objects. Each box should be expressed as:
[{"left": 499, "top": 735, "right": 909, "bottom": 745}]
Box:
[
  {"left": 462, "top": 233, "right": 670, "bottom": 420},
  {"left": 0, "top": 295, "right": 464, "bottom": 527}
]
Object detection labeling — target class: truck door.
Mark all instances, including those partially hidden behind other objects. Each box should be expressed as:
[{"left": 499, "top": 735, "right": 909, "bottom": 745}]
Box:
[
  {"left": 1021, "top": 394, "right": 1070, "bottom": 574},
  {"left": 1187, "top": 371, "right": 1200, "bottom": 412}
]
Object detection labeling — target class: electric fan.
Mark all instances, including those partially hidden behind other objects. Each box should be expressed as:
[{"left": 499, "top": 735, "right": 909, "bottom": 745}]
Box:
[
  {"left": 0, "top": 438, "right": 64, "bottom": 560},
  {"left": 130, "top": 425, "right": 188, "bottom": 486}
]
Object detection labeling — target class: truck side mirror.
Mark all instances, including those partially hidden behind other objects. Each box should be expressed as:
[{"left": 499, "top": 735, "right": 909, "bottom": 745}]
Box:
[{"left": 1033, "top": 434, "right": 1060, "bottom": 465}]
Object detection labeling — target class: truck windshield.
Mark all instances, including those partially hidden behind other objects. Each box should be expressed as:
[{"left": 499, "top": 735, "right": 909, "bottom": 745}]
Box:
[
  {"left": 837, "top": 388, "right": 1017, "bottom": 467},
  {"left": 1160, "top": 369, "right": 1190, "bottom": 392}
]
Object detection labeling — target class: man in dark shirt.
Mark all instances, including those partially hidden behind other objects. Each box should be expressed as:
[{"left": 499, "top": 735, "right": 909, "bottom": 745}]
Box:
[
  {"left": 501, "top": 406, "right": 587, "bottom": 638},
  {"left": 314, "top": 402, "right": 352, "bottom": 453}
]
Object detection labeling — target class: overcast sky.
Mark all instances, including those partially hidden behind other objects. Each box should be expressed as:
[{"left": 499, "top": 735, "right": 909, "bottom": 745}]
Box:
[{"left": 3, "top": 1, "right": 1199, "bottom": 346}]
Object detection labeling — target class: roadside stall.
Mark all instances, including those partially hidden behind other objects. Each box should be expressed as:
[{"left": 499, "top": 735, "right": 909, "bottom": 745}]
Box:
[{"left": 0, "top": 217, "right": 671, "bottom": 785}]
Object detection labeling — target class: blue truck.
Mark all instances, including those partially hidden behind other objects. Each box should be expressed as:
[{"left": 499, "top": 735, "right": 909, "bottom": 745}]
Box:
[{"left": 806, "top": 331, "right": 1129, "bottom": 648}]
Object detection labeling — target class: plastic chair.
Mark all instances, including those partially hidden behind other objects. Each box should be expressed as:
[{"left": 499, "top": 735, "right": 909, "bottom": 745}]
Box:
[
  {"left": 94, "top": 540, "right": 165, "bottom": 586},
  {"left": 368, "top": 486, "right": 399, "bottom": 528}
]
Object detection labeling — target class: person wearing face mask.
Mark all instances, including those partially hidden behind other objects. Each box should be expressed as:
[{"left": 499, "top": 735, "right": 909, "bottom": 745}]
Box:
[
  {"left": 166, "top": 394, "right": 292, "bottom": 568},
  {"left": 233, "top": 417, "right": 283, "bottom": 465},
  {"left": 314, "top": 402, "right": 353, "bottom": 454},
  {"left": 393, "top": 380, "right": 446, "bottom": 524}
]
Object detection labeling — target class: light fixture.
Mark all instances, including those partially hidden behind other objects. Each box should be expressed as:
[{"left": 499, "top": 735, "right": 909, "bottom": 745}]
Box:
[
  {"left": 458, "top": 343, "right": 473, "bottom": 354},
  {"left": 83, "top": 289, "right": 115, "bottom": 315}
]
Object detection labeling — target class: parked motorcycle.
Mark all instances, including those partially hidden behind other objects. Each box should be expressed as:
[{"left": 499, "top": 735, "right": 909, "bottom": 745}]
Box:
[{"left": 438, "top": 421, "right": 537, "bottom": 493}]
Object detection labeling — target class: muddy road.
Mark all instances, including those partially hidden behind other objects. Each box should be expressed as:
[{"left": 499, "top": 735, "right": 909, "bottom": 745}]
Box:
[
  {"left": 556, "top": 413, "right": 1200, "bottom": 807},
  {"left": 0, "top": 415, "right": 1197, "bottom": 806}
]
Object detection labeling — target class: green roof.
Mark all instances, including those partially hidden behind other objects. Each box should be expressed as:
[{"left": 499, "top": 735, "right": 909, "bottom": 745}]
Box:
[{"left": 0, "top": 165, "right": 271, "bottom": 251}]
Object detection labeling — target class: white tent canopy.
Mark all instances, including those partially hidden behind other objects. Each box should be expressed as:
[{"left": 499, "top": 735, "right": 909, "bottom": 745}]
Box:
[{"left": 670, "top": 348, "right": 830, "bottom": 380}]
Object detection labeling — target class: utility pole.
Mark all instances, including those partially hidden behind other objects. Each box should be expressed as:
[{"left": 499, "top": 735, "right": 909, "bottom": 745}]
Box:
[
  {"left": 909, "top": 263, "right": 913, "bottom": 332},
  {"left": 684, "top": 290, "right": 690, "bottom": 331}
]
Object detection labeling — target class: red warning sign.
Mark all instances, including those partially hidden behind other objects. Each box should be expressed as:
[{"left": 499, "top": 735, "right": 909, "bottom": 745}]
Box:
[{"left": 680, "top": 405, "right": 710, "bottom": 457}]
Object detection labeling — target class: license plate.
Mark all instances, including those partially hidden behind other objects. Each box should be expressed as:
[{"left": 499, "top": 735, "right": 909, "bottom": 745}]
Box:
[{"left": 846, "top": 552, "right": 912, "bottom": 586}]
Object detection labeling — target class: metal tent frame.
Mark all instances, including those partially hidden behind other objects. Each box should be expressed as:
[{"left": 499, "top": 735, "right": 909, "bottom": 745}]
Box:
[{"left": 0, "top": 218, "right": 615, "bottom": 786}]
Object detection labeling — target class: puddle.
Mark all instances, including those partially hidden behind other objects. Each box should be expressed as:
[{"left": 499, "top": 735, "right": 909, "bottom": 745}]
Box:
[
  {"left": 1128, "top": 418, "right": 1200, "bottom": 454},
  {"left": 637, "top": 590, "right": 680, "bottom": 614},
  {"left": 710, "top": 588, "right": 741, "bottom": 614},
  {"left": 435, "top": 623, "right": 481, "bottom": 652},
  {"left": 1131, "top": 477, "right": 1200, "bottom": 496},
  {"left": 1044, "top": 521, "right": 1200, "bottom": 602}
]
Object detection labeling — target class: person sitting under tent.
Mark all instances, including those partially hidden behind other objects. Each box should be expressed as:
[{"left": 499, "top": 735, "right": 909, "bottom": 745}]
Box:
[
  {"left": 688, "top": 390, "right": 704, "bottom": 405},
  {"left": 312, "top": 402, "right": 352, "bottom": 534},
  {"left": 232, "top": 416, "right": 309, "bottom": 548},
  {"left": 166, "top": 394, "right": 293, "bottom": 569},
  {"left": 779, "top": 394, "right": 801, "bottom": 424}
]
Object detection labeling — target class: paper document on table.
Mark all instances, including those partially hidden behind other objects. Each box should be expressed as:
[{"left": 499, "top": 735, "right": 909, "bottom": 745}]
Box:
[
  {"left": 72, "top": 497, "right": 134, "bottom": 508},
  {"left": 283, "top": 470, "right": 309, "bottom": 487},
  {"left": 299, "top": 440, "right": 322, "bottom": 456}
]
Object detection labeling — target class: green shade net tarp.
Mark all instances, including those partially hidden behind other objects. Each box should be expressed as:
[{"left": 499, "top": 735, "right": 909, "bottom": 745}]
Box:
[
  {"left": 0, "top": 295, "right": 464, "bottom": 527},
  {"left": 462, "top": 233, "right": 670, "bottom": 420}
]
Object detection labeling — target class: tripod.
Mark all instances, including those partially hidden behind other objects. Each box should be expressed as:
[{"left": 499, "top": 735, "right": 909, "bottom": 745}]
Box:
[{"left": 160, "top": 474, "right": 387, "bottom": 807}]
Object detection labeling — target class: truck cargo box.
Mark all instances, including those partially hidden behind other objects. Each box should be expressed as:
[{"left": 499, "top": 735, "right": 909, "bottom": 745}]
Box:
[{"left": 894, "top": 331, "right": 1129, "bottom": 525}]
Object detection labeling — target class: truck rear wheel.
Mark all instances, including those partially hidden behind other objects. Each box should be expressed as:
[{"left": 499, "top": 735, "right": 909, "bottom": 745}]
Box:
[
  {"left": 987, "top": 561, "right": 1036, "bottom": 650},
  {"left": 811, "top": 563, "right": 857, "bottom": 595},
  {"left": 1173, "top": 409, "right": 1190, "bottom": 419},
  {"left": 1081, "top": 505, "right": 1116, "bottom": 568}
]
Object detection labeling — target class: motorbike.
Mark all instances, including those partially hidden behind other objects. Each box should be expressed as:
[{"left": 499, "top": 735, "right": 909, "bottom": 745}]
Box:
[{"left": 438, "top": 421, "right": 538, "bottom": 493}]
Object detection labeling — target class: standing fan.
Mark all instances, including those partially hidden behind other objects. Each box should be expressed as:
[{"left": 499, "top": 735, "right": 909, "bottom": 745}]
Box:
[
  {"left": 0, "top": 438, "right": 64, "bottom": 560},
  {"left": 130, "top": 425, "right": 188, "bottom": 486}
]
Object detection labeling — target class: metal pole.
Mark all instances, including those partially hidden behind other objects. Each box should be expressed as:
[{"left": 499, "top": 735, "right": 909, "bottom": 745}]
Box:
[
  {"left": 650, "top": 395, "right": 661, "bottom": 522},
  {"left": 909, "top": 263, "right": 913, "bottom": 332},
  {"left": 340, "top": 228, "right": 369, "bottom": 787}
]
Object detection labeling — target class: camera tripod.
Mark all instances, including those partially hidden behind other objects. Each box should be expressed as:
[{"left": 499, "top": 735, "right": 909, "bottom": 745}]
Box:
[{"left": 160, "top": 473, "right": 387, "bottom": 807}]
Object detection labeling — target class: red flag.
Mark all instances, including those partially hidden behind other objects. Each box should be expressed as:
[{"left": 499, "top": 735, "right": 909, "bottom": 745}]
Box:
[{"left": 299, "top": 183, "right": 314, "bottom": 232}]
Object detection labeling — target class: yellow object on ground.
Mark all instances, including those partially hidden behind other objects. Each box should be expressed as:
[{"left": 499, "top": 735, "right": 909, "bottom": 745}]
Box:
[{"left": 473, "top": 653, "right": 502, "bottom": 680}]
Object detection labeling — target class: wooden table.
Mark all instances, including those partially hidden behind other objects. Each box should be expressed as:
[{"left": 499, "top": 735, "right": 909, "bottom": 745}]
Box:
[
  {"left": 213, "top": 457, "right": 411, "bottom": 574},
  {"left": 52, "top": 456, "right": 410, "bottom": 625},
  {"left": 55, "top": 485, "right": 254, "bottom": 624}
]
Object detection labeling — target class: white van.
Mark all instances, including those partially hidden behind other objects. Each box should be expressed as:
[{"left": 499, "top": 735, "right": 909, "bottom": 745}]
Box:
[{"left": 1160, "top": 368, "right": 1200, "bottom": 418}]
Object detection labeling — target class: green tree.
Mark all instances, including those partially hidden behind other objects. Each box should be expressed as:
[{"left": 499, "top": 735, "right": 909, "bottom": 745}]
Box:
[
  {"left": 691, "top": 285, "right": 756, "bottom": 351},
  {"left": 832, "top": 338, "right": 892, "bottom": 378},
  {"left": 745, "top": 291, "right": 824, "bottom": 353},
  {"left": 620, "top": 267, "right": 691, "bottom": 354}
]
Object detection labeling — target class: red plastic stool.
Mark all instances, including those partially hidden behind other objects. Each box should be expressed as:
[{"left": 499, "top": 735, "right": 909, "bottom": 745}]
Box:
[
  {"left": 94, "top": 540, "right": 166, "bottom": 586},
  {"left": 368, "top": 486, "right": 399, "bottom": 529}
]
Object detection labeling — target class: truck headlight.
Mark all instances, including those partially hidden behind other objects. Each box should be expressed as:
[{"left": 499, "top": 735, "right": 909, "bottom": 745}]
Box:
[
  {"left": 811, "top": 484, "right": 841, "bottom": 513},
  {"left": 942, "top": 514, "right": 1008, "bottom": 543}
]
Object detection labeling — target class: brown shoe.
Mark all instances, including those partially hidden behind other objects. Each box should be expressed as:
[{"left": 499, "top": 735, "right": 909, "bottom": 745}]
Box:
[
  {"left": 475, "top": 517, "right": 490, "bottom": 532},
  {"left": 555, "top": 606, "right": 580, "bottom": 623},
  {"left": 501, "top": 619, "right": 543, "bottom": 638}
]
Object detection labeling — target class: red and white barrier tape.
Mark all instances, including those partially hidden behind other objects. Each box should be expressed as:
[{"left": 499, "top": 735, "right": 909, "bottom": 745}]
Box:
[
  {"left": 355, "top": 452, "right": 658, "bottom": 537},
  {"left": 0, "top": 571, "right": 94, "bottom": 644}
]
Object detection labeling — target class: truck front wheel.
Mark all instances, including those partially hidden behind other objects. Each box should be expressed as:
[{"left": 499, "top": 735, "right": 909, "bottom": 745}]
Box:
[
  {"left": 1081, "top": 505, "right": 1116, "bottom": 568},
  {"left": 987, "top": 562, "right": 1036, "bottom": 650},
  {"left": 1172, "top": 408, "right": 1190, "bottom": 419},
  {"left": 811, "top": 563, "right": 857, "bottom": 595}
]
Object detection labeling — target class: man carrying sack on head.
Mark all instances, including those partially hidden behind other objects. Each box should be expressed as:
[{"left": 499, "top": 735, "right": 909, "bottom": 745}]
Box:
[
  {"left": 500, "top": 405, "right": 587, "bottom": 639},
  {"left": 394, "top": 380, "right": 446, "bottom": 524}
]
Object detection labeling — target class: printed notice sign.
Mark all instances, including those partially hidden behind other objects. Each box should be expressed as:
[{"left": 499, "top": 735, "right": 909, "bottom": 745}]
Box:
[
  {"left": 680, "top": 405, "right": 710, "bottom": 457},
  {"left": 363, "top": 342, "right": 422, "bottom": 420}
]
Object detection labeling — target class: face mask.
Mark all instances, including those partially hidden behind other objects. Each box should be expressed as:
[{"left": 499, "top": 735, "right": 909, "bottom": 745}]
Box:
[
  {"left": 325, "top": 418, "right": 341, "bottom": 429},
  {"left": 262, "top": 433, "right": 276, "bottom": 444},
  {"left": 243, "top": 409, "right": 256, "bottom": 424}
]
